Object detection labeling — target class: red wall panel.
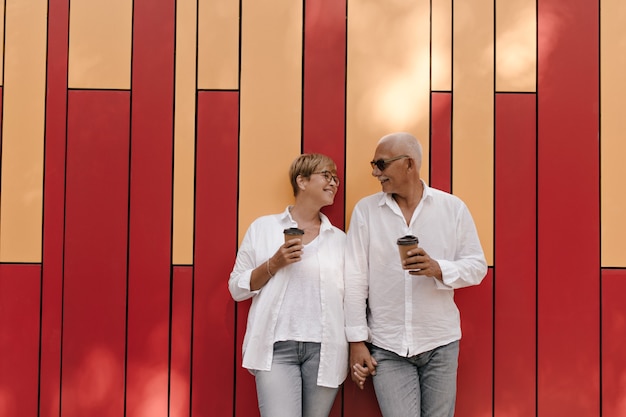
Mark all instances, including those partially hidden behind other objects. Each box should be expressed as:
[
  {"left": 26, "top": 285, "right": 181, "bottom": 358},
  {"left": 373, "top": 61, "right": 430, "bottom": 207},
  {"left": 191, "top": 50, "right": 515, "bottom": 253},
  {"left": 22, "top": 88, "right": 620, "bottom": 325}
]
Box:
[
  {"left": 170, "top": 266, "right": 193, "bottom": 417},
  {"left": 40, "top": 0, "right": 69, "bottom": 416},
  {"left": 234, "top": 302, "right": 256, "bottom": 417},
  {"left": 302, "top": 0, "right": 347, "bottom": 230},
  {"left": 430, "top": 92, "right": 452, "bottom": 193},
  {"left": 537, "top": 0, "right": 600, "bottom": 415},
  {"left": 494, "top": 93, "right": 537, "bottom": 416},
  {"left": 126, "top": 1, "right": 175, "bottom": 415},
  {"left": 455, "top": 269, "right": 494, "bottom": 417},
  {"left": 601, "top": 270, "right": 626, "bottom": 417},
  {"left": 0, "top": 264, "right": 41, "bottom": 417},
  {"left": 63, "top": 90, "right": 130, "bottom": 417},
  {"left": 343, "top": 380, "right": 382, "bottom": 417},
  {"left": 193, "top": 91, "right": 239, "bottom": 417}
]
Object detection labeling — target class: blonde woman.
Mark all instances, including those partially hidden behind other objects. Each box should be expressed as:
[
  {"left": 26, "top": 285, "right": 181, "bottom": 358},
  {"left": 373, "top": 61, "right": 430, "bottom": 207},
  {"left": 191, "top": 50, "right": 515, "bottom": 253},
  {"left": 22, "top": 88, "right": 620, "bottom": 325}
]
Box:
[{"left": 229, "top": 153, "right": 347, "bottom": 417}]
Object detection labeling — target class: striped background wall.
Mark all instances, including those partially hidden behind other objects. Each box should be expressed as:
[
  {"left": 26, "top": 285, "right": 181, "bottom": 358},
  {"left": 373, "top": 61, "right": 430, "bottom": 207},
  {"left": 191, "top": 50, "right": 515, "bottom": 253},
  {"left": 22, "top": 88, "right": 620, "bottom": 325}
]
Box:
[{"left": 0, "top": 0, "right": 625, "bottom": 416}]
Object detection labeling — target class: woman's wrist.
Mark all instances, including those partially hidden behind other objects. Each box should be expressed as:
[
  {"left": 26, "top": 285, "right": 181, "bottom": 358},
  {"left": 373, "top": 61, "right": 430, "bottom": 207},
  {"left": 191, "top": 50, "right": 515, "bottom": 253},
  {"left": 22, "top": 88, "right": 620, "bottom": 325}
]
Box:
[{"left": 266, "top": 258, "right": 274, "bottom": 277}]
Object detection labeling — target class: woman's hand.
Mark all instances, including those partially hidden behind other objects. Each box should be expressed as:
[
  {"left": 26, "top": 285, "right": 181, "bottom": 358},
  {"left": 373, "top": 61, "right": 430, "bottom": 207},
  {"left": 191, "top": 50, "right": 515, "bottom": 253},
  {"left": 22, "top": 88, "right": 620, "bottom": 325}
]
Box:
[
  {"left": 349, "top": 342, "right": 377, "bottom": 390},
  {"left": 276, "top": 238, "right": 304, "bottom": 266},
  {"left": 250, "top": 239, "right": 303, "bottom": 291}
]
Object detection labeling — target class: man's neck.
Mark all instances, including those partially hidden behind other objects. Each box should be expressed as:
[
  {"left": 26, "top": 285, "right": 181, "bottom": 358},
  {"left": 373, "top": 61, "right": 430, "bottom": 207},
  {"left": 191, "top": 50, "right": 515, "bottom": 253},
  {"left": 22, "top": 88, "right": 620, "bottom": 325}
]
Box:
[{"left": 392, "top": 181, "right": 424, "bottom": 224}]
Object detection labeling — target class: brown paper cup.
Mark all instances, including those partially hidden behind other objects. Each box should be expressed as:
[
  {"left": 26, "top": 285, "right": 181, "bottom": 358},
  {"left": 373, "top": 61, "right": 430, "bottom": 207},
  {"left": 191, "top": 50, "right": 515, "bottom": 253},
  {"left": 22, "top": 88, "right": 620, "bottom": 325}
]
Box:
[
  {"left": 397, "top": 235, "right": 419, "bottom": 264},
  {"left": 284, "top": 227, "right": 304, "bottom": 243}
]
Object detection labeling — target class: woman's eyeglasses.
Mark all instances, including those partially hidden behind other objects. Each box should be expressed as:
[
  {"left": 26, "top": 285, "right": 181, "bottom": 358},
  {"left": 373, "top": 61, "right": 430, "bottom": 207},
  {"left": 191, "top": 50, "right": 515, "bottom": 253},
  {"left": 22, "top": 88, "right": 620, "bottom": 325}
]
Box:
[
  {"left": 370, "top": 155, "right": 410, "bottom": 171},
  {"left": 312, "top": 171, "right": 340, "bottom": 186}
]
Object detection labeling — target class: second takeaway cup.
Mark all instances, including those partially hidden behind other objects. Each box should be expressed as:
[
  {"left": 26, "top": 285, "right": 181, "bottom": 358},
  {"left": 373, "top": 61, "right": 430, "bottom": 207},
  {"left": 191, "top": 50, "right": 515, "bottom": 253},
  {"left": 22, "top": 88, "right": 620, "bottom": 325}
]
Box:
[
  {"left": 397, "top": 235, "right": 419, "bottom": 266},
  {"left": 284, "top": 227, "right": 304, "bottom": 244}
]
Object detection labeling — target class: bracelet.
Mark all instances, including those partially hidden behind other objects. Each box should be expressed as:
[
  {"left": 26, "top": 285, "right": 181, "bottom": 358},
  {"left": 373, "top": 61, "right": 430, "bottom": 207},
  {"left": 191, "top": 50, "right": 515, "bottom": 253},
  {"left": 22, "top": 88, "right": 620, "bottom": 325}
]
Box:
[{"left": 266, "top": 259, "right": 274, "bottom": 278}]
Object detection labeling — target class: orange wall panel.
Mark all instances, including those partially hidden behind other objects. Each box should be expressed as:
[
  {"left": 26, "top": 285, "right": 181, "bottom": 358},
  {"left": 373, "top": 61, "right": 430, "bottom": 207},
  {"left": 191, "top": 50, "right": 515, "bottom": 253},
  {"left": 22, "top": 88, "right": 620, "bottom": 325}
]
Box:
[
  {"left": 601, "top": 0, "right": 626, "bottom": 267},
  {"left": 431, "top": 0, "right": 452, "bottom": 91},
  {"left": 198, "top": 0, "right": 239, "bottom": 89},
  {"left": 345, "top": 0, "right": 431, "bottom": 225},
  {"left": 68, "top": 0, "right": 132, "bottom": 89},
  {"left": 238, "top": 0, "right": 303, "bottom": 242},
  {"left": 0, "top": 0, "right": 47, "bottom": 262},
  {"left": 452, "top": 0, "right": 494, "bottom": 265},
  {"left": 172, "top": 0, "right": 198, "bottom": 265},
  {"left": 0, "top": 2, "right": 4, "bottom": 83},
  {"left": 495, "top": 0, "right": 537, "bottom": 92}
]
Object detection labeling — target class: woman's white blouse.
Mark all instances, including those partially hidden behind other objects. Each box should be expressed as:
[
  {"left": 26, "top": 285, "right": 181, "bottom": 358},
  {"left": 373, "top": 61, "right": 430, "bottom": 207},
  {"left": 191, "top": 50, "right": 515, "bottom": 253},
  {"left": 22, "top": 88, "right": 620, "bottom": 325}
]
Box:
[{"left": 228, "top": 207, "right": 348, "bottom": 388}]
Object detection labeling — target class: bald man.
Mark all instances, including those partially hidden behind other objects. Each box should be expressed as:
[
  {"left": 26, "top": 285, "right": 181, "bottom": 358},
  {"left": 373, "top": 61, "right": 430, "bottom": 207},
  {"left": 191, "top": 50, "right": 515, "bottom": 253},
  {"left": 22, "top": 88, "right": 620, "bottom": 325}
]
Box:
[{"left": 344, "top": 132, "right": 487, "bottom": 417}]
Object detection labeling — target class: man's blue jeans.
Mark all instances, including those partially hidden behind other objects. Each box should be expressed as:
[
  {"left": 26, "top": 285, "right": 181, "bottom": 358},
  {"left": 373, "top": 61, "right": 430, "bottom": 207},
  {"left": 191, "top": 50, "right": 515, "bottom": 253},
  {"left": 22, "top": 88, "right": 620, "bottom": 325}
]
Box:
[
  {"left": 370, "top": 340, "right": 460, "bottom": 417},
  {"left": 254, "top": 341, "right": 338, "bottom": 417}
]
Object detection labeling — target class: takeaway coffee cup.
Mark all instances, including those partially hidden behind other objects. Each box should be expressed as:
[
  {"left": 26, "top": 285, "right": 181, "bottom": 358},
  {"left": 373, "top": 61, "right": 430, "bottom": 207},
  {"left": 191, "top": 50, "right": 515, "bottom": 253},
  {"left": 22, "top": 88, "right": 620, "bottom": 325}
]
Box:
[
  {"left": 284, "top": 227, "right": 304, "bottom": 244},
  {"left": 397, "top": 235, "right": 419, "bottom": 265}
]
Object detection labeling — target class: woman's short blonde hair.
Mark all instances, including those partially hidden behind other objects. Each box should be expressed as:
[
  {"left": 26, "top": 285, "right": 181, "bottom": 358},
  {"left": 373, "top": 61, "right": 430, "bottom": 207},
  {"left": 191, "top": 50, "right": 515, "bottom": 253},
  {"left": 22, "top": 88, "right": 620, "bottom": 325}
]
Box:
[{"left": 289, "top": 153, "right": 337, "bottom": 196}]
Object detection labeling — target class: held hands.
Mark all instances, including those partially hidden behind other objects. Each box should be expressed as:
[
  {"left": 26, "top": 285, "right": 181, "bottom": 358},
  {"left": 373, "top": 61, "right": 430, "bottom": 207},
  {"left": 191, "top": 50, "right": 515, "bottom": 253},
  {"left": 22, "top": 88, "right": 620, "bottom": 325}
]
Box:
[
  {"left": 349, "top": 342, "right": 377, "bottom": 390},
  {"left": 403, "top": 247, "right": 443, "bottom": 280}
]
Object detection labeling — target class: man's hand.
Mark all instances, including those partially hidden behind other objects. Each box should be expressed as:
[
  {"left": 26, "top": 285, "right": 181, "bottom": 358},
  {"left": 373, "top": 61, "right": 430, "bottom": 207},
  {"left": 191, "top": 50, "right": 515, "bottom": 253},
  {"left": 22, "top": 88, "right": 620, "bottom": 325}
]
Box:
[
  {"left": 349, "top": 342, "right": 377, "bottom": 390},
  {"left": 403, "top": 247, "right": 443, "bottom": 280}
]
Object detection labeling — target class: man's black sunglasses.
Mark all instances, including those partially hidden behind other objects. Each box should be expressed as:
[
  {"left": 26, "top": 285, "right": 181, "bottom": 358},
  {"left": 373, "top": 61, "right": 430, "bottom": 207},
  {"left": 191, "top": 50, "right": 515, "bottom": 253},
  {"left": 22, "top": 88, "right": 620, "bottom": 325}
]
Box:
[{"left": 370, "top": 155, "right": 410, "bottom": 171}]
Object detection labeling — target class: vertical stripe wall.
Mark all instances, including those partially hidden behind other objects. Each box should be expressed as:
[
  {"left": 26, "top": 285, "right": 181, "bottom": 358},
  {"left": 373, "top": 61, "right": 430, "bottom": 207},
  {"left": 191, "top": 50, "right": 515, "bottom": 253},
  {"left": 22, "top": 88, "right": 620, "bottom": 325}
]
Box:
[{"left": 0, "top": 1, "right": 625, "bottom": 417}]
